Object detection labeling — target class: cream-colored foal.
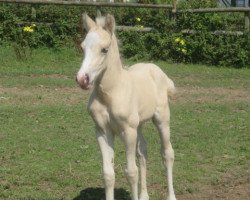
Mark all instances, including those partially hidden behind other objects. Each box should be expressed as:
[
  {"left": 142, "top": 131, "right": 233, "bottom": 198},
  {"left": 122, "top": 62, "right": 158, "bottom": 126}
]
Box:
[{"left": 76, "top": 14, "right": 177, "bottom": 200}]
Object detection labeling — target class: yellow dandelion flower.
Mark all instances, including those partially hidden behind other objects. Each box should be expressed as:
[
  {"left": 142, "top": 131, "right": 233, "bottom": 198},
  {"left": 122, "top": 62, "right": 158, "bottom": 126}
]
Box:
[
  {"left": 136, "top": 17, "right": 141, "bottom": 22},
  {"left": 180, "top": 40, "right": 185, "bottom": 45},
  {"left": 23, "top": 26, "right": 34, "bottom": 33},
  {"left": 23, "top": 27, "right": 28, "bottom": 32},
  {"left": 181, "top": 49, "right": 187, "bottom": 54},
  {"left": 175, "top": 37, "right": 181, "bottom": 42}
]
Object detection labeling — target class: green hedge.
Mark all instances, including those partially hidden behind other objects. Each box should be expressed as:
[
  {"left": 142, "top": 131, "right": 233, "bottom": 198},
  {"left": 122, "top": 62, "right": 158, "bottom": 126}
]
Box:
[{"left": 0, "top": 3, "right": 249, "bottom": 67}]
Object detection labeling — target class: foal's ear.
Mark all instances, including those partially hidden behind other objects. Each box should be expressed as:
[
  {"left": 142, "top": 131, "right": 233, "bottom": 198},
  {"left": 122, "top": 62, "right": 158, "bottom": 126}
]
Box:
[
  {"left": 104, "top": 14, "right": 115, "bottom": 35},
  {"left": 82, "top": 13, "right": 96, "bottom": 31}
]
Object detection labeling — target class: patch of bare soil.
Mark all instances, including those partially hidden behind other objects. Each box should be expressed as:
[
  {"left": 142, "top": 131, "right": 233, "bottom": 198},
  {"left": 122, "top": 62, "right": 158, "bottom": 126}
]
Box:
[
  {"left": 1, "top": 85, "right": 249, "bottom": 107},
  {"left": 27, "top": 74, "right": 71, "bottom": 79},
  {"left": 174, "top": 86, "right": 250, "bottom": 104},
  {"left": 177, "top": 170, "right": 250, "bottom": 200},
  {"left": 0, "top": 86, "right": 90, "bottom": 106}
]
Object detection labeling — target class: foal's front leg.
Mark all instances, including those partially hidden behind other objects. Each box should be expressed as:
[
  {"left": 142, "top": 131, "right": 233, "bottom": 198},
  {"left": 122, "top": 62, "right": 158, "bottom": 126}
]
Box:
[
  {"left": 122, "top": 127, "right": 139, "bottom": 200},
  {"left": 96, "top": 130, "right": 115, "bottom": 200}
]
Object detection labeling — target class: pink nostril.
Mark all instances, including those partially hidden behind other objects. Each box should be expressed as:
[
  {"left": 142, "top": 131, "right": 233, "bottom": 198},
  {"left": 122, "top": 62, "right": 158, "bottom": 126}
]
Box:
[{"left": 85, "top": 74, "right": 89, "bottom": 84}]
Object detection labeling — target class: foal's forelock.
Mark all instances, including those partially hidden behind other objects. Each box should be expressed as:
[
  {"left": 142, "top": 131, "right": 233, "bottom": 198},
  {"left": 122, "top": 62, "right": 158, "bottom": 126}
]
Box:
[{"left": 96, "top": 16, "right": 106, "bottom": 28}]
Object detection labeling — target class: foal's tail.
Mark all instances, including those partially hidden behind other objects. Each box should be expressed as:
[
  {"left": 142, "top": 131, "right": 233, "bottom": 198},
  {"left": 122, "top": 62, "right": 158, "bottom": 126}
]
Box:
[{"left": 166, "top": 76, "right": 176, "bottom": 99}]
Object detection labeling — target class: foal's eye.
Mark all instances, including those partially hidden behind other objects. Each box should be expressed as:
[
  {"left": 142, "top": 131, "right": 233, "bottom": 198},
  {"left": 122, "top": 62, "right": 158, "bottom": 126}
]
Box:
[{"left": 101, "top": 48, "right": 108, "bottom": 54}]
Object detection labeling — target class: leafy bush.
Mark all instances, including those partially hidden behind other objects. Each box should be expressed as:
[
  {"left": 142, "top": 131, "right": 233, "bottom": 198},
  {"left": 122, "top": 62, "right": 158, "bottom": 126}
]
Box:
[
  {"left": 0, "top": 3, "right": 249, "bottom": 67},
  {"left": 178, "top": 0, "right": 217, "bottom": 9}
]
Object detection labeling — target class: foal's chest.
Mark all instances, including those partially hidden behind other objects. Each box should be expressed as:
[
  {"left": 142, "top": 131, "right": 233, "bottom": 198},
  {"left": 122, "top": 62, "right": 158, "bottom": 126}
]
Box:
[{"left": 88, "top": 94, "right": 137, "bottom": 134}]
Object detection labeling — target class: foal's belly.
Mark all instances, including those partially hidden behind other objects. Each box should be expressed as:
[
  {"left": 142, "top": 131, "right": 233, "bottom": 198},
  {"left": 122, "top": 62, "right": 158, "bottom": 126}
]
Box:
[
  {"left": 137, "top": 89, "right": 157, "bottom": 123},
  {"left": 134, "top": 79, "right": 157, "bottom": 123}
]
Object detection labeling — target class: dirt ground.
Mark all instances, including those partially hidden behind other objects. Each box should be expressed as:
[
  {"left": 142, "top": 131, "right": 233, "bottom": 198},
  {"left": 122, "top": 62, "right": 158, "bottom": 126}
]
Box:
[
  {"left": 176, "top": 87, "right": 250, "bottom": 104},
  {"left": 177, "top": 169, "right": 250, "bottom": 200}
]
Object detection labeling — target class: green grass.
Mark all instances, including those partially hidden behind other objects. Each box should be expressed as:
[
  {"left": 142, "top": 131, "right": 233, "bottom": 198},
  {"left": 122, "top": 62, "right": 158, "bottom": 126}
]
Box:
[{"left": 0, "top": 47, "right": 249, "bottom": 199}]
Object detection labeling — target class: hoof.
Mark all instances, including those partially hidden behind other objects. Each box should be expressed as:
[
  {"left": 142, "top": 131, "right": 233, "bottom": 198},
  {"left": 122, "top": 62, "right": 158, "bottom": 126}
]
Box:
[
  {"left": 139, "top": 193, "right": 149, "bottom": 200},
  {"left": 168, "top": 195, "right": 177, "bottom": 200}
]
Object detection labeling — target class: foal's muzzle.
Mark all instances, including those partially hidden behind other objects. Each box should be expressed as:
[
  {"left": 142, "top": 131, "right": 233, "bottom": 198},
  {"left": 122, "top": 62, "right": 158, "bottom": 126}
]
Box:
[{"left": 76, "top": 74, "right": 90, "bottom": 90}]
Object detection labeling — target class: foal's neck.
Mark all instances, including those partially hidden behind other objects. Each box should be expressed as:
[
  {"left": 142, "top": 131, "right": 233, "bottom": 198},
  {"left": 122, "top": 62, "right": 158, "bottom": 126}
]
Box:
[{"left": 97, "top": 34, "right": 124, "bottom": 92}]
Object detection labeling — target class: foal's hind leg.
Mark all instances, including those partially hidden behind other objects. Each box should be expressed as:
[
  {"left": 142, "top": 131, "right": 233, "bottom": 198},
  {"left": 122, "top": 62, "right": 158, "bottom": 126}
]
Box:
[
  {"left": 137, "top": 127, "right": 149, "bottom": 200},
  {"left": 153, "top": 104, "right": 176, "bottom": 200}
]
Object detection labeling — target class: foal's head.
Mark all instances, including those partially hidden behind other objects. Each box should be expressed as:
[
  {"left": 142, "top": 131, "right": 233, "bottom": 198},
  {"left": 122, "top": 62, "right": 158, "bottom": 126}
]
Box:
[{"left": 76, "top": 14, "right": 115, "bottom": 90}]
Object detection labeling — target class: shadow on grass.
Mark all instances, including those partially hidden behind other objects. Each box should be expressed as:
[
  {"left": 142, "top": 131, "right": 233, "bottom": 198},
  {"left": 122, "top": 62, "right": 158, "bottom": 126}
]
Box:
[{"left": 73, "top": 187, "right": 131, "bottom": 200}]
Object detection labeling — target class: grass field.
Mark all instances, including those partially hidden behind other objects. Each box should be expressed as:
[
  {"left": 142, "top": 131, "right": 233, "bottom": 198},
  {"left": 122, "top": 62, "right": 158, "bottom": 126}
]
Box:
[{"left": 0, "top": 47, "right": 249, "bottom": 200}]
